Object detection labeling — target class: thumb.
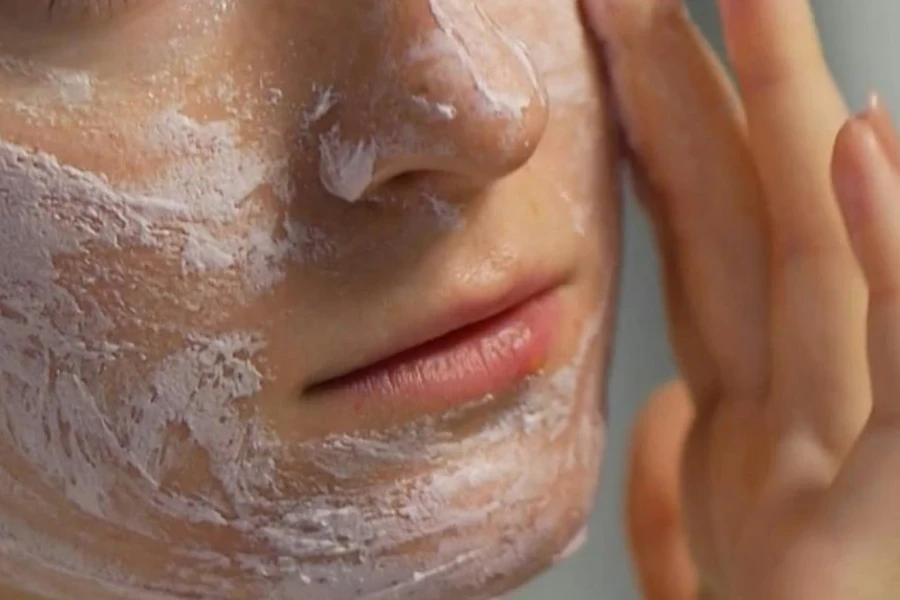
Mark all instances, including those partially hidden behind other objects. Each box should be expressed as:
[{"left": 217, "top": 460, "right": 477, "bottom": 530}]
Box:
[{"left": 626, "top": 380, "right": 698, "bottom": 600}]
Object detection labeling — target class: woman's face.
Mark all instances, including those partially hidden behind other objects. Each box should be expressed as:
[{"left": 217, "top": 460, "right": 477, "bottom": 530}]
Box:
[{"left": 0, "top": 1, "right": 619, "bottom": 599}]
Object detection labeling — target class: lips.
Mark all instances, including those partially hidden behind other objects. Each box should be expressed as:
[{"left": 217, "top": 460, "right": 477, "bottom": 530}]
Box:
[{"left": 306, "top": 283, "right": 564, "bottom": 412}]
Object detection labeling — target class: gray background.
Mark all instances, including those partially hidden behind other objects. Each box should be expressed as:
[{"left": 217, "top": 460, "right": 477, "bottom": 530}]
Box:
[{"left": 513, "top": 1, "right": 900, "bottom": 599}]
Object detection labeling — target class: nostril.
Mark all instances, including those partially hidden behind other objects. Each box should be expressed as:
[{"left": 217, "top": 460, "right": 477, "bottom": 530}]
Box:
[
  {"left": 318, "top": 137, "right": 437, "bottom": 204},
  {"left": 367, "top": 170, "right": 428, "bottom": 202},
  {"left": 318, "top": 128, "right": 458, "bottom": 204},
  {"left": 387, "top": 171, "right": 425, "bottom": 190}
]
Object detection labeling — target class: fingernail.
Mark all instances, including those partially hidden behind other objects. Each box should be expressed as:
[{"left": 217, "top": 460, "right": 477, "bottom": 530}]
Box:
[{"left": 865, "top": 91, "right": 900, "bottom": 172}]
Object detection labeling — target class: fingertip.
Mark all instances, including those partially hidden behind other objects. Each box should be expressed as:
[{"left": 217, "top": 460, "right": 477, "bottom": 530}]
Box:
[
  {"left": 832, "top": 100, "right": 900, "bottom": 290},
  {"left": 633, "top": 381, "right": 694, "bottom": 452},
  {"left": 627, "top": 381, "right": 699, "bottom": 600},
  {"left": 833, "top": 105, "right": 898, "bottom": 228},
  {"left": 831, "top": 116, "right": 879, "bottom": 237},
  {"left": 849, "top": 98, "right": 900, "bottom": 424},
  {"left": 628, "top": 381, "right": 694, "bottom": 511}
]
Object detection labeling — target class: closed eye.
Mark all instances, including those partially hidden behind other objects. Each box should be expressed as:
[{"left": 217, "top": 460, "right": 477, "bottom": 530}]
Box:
[{"left": 0, "top": 0, "right": 134, "bottom": 25}]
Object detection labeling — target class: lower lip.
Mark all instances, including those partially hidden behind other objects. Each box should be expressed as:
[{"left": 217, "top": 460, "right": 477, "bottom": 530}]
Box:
[{"left": 312, "top": 291, "right": 562, "bottom": 413}]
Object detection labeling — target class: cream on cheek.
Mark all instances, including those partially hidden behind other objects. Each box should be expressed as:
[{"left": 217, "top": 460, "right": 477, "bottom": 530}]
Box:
[
  {"left": 0, "top": 62, "right": 330, "bottom": 600},
  {"left": 272, "top": 310, "right": 610, "bottom": 600},
  {"left": 0, "top": 2, "right": 608, "bottom": 599},
  {"left": 0, "top": 98, "right": 293, "bottom": 598},
  {"left": 0, "top": 243, "right": 609, "bottom": 600}
]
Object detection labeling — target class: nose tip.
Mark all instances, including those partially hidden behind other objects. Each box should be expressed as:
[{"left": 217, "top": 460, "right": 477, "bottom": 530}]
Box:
[
  {"left": 318, "top": 0, "right": 549, "bottom": 203},
  {"left": 419, "top": 0, "right": 550, "bottom": 167},
  {"left": 393, "top": 0, "right": 550, "bottom": 181}
]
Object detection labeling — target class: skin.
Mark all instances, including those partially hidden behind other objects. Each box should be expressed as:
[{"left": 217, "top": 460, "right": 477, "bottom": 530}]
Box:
[
  {"left": 0, "top": 1, "right": 620, "bottom": 599},
  {"left": 584, "top": 0, "right": 900, "bottom": 598}
]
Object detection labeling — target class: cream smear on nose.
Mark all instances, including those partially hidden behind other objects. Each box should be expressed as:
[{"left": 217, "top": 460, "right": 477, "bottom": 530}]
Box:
[{"left": 318, "top": 0, "right": 545, "bottom": 204}]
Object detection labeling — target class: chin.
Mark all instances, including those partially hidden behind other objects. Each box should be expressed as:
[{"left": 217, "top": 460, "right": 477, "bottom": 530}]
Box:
[{"left": 278, "top": 307, "right": 611, "bottom": 600}]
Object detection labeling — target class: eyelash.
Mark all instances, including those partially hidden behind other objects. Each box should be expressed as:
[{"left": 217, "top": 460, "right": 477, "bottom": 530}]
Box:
[
  {"left": 45, "top": 0, "right": 126, "bottom": 20},
  {"left": 0, "top": 0, "right": 131, "bottom": 33}
]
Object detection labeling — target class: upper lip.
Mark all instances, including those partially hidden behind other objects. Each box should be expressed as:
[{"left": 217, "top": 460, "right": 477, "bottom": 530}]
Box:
[{"left": 306, "top": 273, "right": 564, "bottom": 391}]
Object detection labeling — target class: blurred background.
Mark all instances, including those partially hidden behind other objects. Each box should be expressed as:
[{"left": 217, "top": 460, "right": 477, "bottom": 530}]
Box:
[{"left": 513, "top": 1, "right": 900, "bottom": 598}]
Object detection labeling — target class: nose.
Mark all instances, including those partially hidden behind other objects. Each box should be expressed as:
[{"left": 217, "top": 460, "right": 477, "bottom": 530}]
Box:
[{"left": 318, "top": 0, "right": 549, "bottom": 202}]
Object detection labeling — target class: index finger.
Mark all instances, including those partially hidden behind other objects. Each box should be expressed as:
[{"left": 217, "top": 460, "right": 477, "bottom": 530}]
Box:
[
  {"left": 583, "top": 0, "right": 770, "bottom": 402},
  {"left": 719, "top": 0, "right": 849, "bottom": 255}
]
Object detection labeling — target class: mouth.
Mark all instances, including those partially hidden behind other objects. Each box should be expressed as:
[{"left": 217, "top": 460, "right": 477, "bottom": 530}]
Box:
[{"left": 306, "top": 283, "right": 564, "bottom": 413}]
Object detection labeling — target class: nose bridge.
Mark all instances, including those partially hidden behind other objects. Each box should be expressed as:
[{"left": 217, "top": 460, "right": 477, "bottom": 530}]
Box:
[
  {"left": 419, "top": 0, "right": 545, "bottom": 122},
  {"left": 317, "top": 0, "right": 549, "bottom": 203}
]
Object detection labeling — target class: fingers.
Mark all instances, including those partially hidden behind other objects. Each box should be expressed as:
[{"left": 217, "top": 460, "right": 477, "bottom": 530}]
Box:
[
  {"left": 718, "top": 0, "right": 869, "bottom": 453},
  {"left": 583, "top": 0, "right": 770, "bottom": 403},
  {"left": 630, "top": 169, "right": 719, "bottom": 400},
  {"left": 718, "top": 0, "right": 849, "bottom": 251},
  {"left": 832, "top": 96, "right": 900, "bottom": 422},
  {"left": 820, "top": 98, "right": 900, "bottom": 595},
  {"left": 627, "top": 381, "right": 698, "bottom": 600}
]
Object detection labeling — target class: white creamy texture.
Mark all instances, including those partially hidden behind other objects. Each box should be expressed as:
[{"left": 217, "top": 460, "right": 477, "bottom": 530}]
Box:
[
  {"left": 0, "top": 113, "right": 336, "bottom": 287},
  {"left": 318, "top": 0, "right": 593, "bottom": 207},
  {"left": 425, "top": 0, "right": 541, "bottom": 120},
  {"left": 0, "top": 1, "right": 605, "bottom": 598},
  {"left": 48, "top": 71, "right": 95, "bottom": 105},
  {"left": 0, "top": 58, "right": 95, "bottom": 119},
  {"left": 318, "top": 125, "right": 380, "bottom": 203},
  {"left": 319, "top": 0, "right": 558, "bottom": 205},
  {"left": 411, "top": 95, "right": 458, "bottom": 121},
  {"left": 423, "top": 194, "right": 464, "bottom": 231},
  {"left": 0, "top": 267, "right": 608, "bottom": 600},
  {"left": 303, "top": 85, "right": 340, "bottom": 127},
  {"left": 271, "top": 308, "right": 608, "bottom": 600}
]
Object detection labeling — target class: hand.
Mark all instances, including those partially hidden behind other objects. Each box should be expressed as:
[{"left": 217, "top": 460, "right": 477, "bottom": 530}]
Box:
[{"left": 583, "top": 1, "right": 900, "bottom": 599}]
